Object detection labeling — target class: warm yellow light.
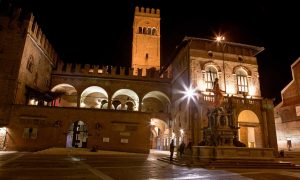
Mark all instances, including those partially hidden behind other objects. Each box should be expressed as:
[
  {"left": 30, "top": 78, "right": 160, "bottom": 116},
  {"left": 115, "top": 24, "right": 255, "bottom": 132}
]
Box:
[
  {"left": 0, "top": 127, "right": 6, "bottom": 132},
  {"left": 150, "top": 120, "right": 155, "bottom": 126},
  {"left": 216, "top": 36, "right": 225, "bottom": 42},
  {"left": 180, "top": 129, "right": 184, "bottom": 135},
  {"left": 198, "top": 81, "right": 206, "bottom": 91},
  {"left": 226, "top": 84, "right": 235, "bottom": 94},
  {"left": 29, "top": 99, "right": 38, "bottom": 105},
  {"left": 249, "top": 86, "right": 256, "bottom": 96}
]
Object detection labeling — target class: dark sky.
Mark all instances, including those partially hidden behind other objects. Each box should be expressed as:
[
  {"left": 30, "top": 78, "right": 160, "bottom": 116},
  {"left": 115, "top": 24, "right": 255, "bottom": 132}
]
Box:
[{"left": 4, "top": 0, "right": 300, "bottom": 105}]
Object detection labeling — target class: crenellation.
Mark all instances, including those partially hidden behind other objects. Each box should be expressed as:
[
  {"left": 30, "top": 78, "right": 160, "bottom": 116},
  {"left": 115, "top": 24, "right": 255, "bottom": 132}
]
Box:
[
  {"left": 134, "top": 6, "right": 160, "bottom": 17},
  {"left": 24, "top": 13, "right": 58, "bottom": 66},
  {"left": 27, "top": 13, "right": 34, "bottom": 32},
  {"left": 49, "top": 46, "right": 53, "bottom": 59},
  {"left": 75, "top": 64, "right": 81, "bottom": 73},
  {"left": 93, "top": 65, "right": 99, "bottom": 74},
  {"left": 41, "top": 34, "right": 46, "bottom": 47},
  {"left": 156, "top": 9, "right": 160, "bottom": 15},
  {"left": 52, "top": 62, "right": 171, "bottom": 81},
  {"left": 53, "top": 53, "right": 58, "bottom": 64},
  {"left": 36, "top": 28, "right": 42, "bottom": 43},
  {"left": 66, "top": 64, "right": 72, "bottom": 73},
  {"left": 44, "top": 39, "right": 49, "bottom": 52},
  {"left": 151, "top": 8, "right": 155, "bottom": 14},
  {"left": 84, "top": 64, "right": 90, "bottom": 73},
  {"left": 56, "top": 62, "right": 63, "bottom": 73},
  {"left": 129, "top": 68, "right": 134, "bottom": 76},
  {"left": 51, "top": 47, "right": 55, "bottom": 59},
  {"left": 120, "top": 67, "right": 125, "bottom": 75},
  {"left": 146, "top": 8, "right": 150, "bottom": 13},
  {"left": 33, "top": 22, "right": 38, "bottom": 37}
]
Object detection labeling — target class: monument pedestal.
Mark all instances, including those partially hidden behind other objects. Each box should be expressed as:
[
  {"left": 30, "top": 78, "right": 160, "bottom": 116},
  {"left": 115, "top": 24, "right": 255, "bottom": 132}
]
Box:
[{"left": 192, "top": 146, "right": 275, "bottom": 161}]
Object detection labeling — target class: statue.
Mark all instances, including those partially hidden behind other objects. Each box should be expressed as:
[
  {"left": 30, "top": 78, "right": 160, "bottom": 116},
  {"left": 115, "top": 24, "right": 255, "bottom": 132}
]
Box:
[{"left": 212, "top": 78, "right": 224, "bottom": 107}]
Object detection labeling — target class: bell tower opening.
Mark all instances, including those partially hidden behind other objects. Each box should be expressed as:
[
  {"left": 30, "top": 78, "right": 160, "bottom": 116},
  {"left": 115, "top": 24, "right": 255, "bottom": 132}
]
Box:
[{"left": 132, "top": 6, "right": 160, "bottom": 76}]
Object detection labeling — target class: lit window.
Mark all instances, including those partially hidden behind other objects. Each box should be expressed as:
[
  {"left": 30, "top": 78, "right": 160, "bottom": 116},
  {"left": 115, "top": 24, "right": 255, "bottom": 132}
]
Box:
[
  {"left": 147, "top": 27, "right": 152, "bottom": 35},
  {"left": 152, "top": 28, "right": 156, "bottom": 35},
  {"left": 143, "top": 27, "right": 147, "bottom": 34},
  {"left": 236, "top": 69, "right": 248, "bottom": 94},
  {"left": 205, "top": 66, "right": 218, "bottom": 90}
]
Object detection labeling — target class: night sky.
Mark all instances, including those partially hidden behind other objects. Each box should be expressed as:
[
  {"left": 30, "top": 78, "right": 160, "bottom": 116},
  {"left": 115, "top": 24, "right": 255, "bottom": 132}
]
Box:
[{"left": 3, "top": 0, "right": 300, "bottom": 105}]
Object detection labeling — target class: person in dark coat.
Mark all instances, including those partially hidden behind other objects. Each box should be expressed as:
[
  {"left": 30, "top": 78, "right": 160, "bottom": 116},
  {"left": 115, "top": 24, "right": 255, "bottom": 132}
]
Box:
[
  {"left": 169, "top": 139, "right": 175, "bottom": 161},
  {"left": 179, "top": 141, "right": 185, "bottom": 158}
]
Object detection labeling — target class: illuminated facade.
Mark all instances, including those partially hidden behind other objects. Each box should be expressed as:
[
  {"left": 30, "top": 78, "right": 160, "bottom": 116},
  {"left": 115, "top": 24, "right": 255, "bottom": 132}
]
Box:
[
  {"left": 0, "top": 6, "right": 278, "bottom": 153},
  {"left": 274, "top": 57, "right": 300, "bottom": 151},
  {"left": 168, "top": 37, "right": 277, "bottom": 152}
]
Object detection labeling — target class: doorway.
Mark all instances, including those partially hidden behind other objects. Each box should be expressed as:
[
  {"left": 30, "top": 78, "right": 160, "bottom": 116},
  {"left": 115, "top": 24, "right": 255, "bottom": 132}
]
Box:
[
  {"left": 66, "top": 121, "right": 88, "bottom": 148},
  {"left": 0, "top": 127, "right": 7, "bottom": 150}
]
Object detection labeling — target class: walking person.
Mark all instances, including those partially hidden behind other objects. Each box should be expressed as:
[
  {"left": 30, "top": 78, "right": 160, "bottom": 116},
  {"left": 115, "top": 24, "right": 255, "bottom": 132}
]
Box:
[
  {"left": 186, "top": 141, "right": 193, "bottom": 165},
  {"left": 169, "top": 139, "right": 175, "bottom": 161},
  {"left": 179, "top": 141, "right": 185, "bottom": 158}
]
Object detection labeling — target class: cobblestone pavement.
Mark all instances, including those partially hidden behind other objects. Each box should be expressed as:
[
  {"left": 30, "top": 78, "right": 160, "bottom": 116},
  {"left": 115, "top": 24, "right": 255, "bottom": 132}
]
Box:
[{"left": 0, "top": 149, "right": 300, "bottom": 180}]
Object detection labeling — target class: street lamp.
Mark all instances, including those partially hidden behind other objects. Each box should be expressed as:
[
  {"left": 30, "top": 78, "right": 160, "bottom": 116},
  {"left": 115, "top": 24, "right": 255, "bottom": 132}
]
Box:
[{"left": 216, "top": 36, "right": 226, "bottom": 93}]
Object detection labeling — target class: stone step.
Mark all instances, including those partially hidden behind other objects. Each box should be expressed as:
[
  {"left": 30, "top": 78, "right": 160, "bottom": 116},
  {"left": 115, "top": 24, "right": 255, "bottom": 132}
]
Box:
[{"left": 157, "top": 156, "right": 300, "bottom": 169}]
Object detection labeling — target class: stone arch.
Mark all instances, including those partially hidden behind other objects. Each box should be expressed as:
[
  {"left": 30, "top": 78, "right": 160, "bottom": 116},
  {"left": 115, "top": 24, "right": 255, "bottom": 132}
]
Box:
[
  {"left": 80, "top": 86, "right": 108, "bottom": 109},
  {"left": 141, "top": 91, "right": 171, "bottom": 113},
  {"left": 51, "top": 84, "right": 77, "bottom": 107},
  {"left": 202, "top": 61, "right": 222, "bottom": 72},
  {"left": 237, "top": 110, "right": 262, "bottom": 148},
  {"left": 233, "top": 65, "right": 252, "bottom": 76},
  {"left": 150, "top": 118, "right": 169, "bottom": 150},
  {"left": 112, "top": 89, "right": 139, "bottom": 111}
]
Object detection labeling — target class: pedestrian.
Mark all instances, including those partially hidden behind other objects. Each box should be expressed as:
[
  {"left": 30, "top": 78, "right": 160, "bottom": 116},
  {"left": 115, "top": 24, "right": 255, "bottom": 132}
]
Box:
[
  {"left": 186, "top": 141, "right": 193, "bottom": 165},
  {"left": 179, "top": 141, "right": 185, "bottom": 158},
  {"left": 169, "top": 139, "right": 175, "bottom": 161},
  {"left": 287, "top": 140, "right": 292, "bottom": 151}
]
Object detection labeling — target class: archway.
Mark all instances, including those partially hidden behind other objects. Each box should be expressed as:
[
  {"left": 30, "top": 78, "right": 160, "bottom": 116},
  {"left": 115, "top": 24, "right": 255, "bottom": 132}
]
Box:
[
  {"left": 66, "top": 121, "right": 88, "bottom": 148},
  {"left": 51, "top": 84, "right": 77, "bottom": 107},
  {"left": 0, "top": 127, "right": 7, "bottom": 150},
  {"left": 237, "top": 110, "right": 261, "bottom": 148},
  {"left": 80, "top": 86, "right": 108, "bottom": 109},
  {"left": 112, "top": 89, "right": 139, "bottom": 111},
  {"left": 142, "top": 91, "right": 171, "bottom": 113},
  {"left": 150, "top": 118, "right": 169, "bottom": 150}
]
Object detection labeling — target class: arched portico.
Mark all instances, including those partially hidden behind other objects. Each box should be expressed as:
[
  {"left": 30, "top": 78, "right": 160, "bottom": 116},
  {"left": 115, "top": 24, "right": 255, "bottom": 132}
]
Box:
[
  {"left": 150, "top": 118, "right": 170, "bottom": 150},
  {"left": 238, "top": 110, "right": 262, "bottom": 148}
]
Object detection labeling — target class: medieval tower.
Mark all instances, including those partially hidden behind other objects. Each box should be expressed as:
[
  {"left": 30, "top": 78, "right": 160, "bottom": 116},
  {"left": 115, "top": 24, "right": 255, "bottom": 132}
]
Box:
[{"left": 132, "top": 7, "right": 160, "bottom": 75}]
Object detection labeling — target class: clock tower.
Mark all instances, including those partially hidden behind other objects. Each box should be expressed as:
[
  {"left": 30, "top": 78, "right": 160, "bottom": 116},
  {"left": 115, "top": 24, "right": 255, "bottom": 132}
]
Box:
[{"left": 132, "top": 7, "right": 160, "bottom": 75}]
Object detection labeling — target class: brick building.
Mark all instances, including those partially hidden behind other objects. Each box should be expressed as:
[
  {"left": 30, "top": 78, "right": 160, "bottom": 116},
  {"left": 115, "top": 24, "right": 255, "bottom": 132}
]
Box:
[
  {"left": 0, "top": 6, "right": 278, "bottom": 154},
  {"left": 275, "top": 58, "right": 300, "bottom": 151}
]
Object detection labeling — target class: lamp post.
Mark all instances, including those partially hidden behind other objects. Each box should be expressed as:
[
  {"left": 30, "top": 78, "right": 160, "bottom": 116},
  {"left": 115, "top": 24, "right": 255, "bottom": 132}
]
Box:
[{"left": 216, "top": 36, "right": 226, "bottom": 93}]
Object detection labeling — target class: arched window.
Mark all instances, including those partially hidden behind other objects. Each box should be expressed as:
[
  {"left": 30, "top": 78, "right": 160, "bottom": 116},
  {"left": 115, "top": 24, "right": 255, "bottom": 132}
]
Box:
[
  {"left": 152, "top": 28, "right": 156, "bottom": 35},
  {"left": 205, "top": 66, "right": 218, "bottom": 90},
  {"left": 147, "top": 27, "right": 152, "bottom": 35},
  {"left": 138, "top": 27, "right": 142, "bottom": 34},
  {"left": 143, "top": 27, "right": 147, "bottom": 34},
  {"left": 236, "top": 69, "right": 248, "bottom": 94}
]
